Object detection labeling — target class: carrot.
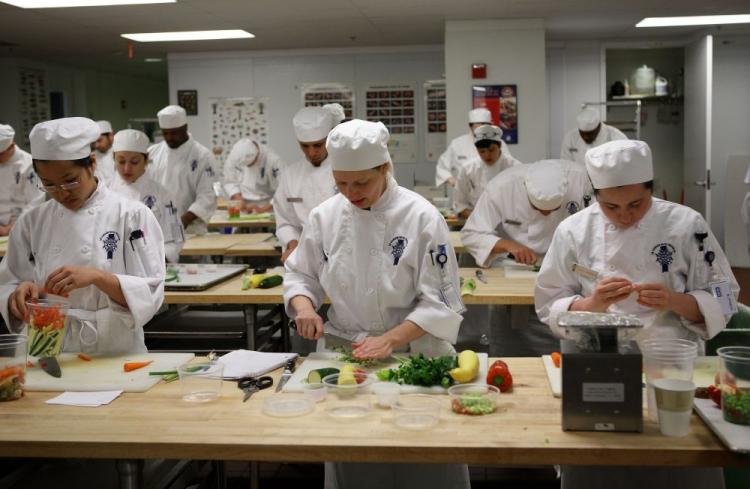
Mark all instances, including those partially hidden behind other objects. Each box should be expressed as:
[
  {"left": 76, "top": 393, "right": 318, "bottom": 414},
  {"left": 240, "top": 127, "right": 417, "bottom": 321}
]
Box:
[
  {"left": 551, "top": 352, "right": 562, "bottom": 368},
  {"left": 0, "top": 366, "right": 24, "bottom": 381},
  {"left": 78, "top": 353, "right": 92, "bottom": 362},
  {"left": 123, "top": 361, "right": 153, "bottom": 372}
]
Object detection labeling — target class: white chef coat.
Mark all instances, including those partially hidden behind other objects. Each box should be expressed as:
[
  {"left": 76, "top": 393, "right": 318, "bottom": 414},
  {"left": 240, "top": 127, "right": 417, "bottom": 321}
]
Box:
[
  {"left": 0, "top": 147, "right": 43, "bottom": 227},
  {"left": 535, "top": 198, "right": 738, "bottom": 346},
  {"left": 0, "top": 183, "right": 165, "bottom": 354},
  {"left": 461, "top": 162, "right": 592, "bottom": 267},
  {"left": 435, "top": 132, "right": 513, "bottom": 187},
  {"left": 94, "top": 148, "right": 116, "bottom": 187},
  {"left": 272, "top": 157, "right": 337, "bottom": 249},
  {"left": 559, "top": 123, "right": 627, "bottom": 167},
  {"left": 223, "top": 142, "right": 286, "bottom": 204},
  {"left": 452, "top": 152, "right": 522, "bottom": 214},
  {"left": 284, "top": 176, "right": 464, "bottom": 356},
  {"left": 109, "top": 172, "right": 185, "bottom": 263},
  {"left": 148, "top": 137, "right": 218, "bottom": 235}
]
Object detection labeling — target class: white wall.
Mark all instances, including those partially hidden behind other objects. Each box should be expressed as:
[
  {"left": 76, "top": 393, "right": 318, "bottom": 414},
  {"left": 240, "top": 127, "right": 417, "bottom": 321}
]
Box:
[
  {"left": 445, "top": 19, "right": 547, "bottom": 163},
  {"left": 168, "top": 46, "right": 444, "bottom": 186},
  {"left": 712, "top": 35, "right": 750, "bottom": 253}
]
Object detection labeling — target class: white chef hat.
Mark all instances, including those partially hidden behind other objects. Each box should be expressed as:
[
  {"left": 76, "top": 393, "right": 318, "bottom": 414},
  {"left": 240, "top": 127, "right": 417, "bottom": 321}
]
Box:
[
  {"left": 585, "top": 140, "right": 653, "bottom": 190},
  {"left": 228, "top": 138, "right": 260, "bottom": 167},
  {"left": 30, "top": 117, "right": 99, "bottom": 161},
  {"left": 293, "top": 104, "right": 343, "bottom": 142},
  {"left": 97, "top": 120, "right": 113, "bottom": 134},
  {"left": 0, "top": 124, "right": 15, "bottom": 152},
  {"left": 468, "top": 108, "right": 492, "bottom": 124},
  {"left": 577, "top": 108, "right": 601, "bottom": 132},
  {"left": 326, "top": 119, "right": 391, "bottom": 172},
  {"left": 113, "top": 129, "right": 150, "bottom": 154},
  {"left": 157, "top": 105, "right": 188, "bottom": 129},
  {"left": 524, "top": 159, "right": 569, "bottom": 211},
  {"left": 473, "top": 124, "right": 503, "bottom": 144}
]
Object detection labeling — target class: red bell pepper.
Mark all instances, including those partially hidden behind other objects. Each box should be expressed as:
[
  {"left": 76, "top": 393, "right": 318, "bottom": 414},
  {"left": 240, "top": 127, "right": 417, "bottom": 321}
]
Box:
[
  {"left": 486, "top": 360, "right": 513, "bottom": 392},
  {"left": 707, "top": 385, "right": 722, "bottom": 407}
]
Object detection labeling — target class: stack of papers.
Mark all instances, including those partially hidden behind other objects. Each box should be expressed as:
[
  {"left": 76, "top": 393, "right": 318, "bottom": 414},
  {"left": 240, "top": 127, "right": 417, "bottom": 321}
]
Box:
[
  {"left": 218, "top": 350, "right": 298, "bottom": 379},
  {"left": 46, "top": 390, "right": 123, "bottom": 407}
]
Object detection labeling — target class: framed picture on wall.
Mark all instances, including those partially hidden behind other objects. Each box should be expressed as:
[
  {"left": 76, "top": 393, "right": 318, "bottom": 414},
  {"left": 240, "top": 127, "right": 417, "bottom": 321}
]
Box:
[
  {"left": 177, "top": 90, "right": 198, "bottom": 116},
  {"left": 471, "top": 84, "right": 518, "bottom": 144}
]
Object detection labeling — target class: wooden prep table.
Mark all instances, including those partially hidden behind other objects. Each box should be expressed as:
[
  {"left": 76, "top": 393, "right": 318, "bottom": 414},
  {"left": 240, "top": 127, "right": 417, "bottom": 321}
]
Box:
[
  {"left": 180, "top": 233, "right": 281, "bottom": 257},
  {"left": 0, "top": 358, "right": 743, "bottom": 489}
]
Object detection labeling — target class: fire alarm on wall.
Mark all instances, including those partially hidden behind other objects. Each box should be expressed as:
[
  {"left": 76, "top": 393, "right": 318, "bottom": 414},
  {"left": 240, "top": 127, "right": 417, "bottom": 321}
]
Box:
[{"left": 472, "top": 63, "right": 487, "bottom": 79}]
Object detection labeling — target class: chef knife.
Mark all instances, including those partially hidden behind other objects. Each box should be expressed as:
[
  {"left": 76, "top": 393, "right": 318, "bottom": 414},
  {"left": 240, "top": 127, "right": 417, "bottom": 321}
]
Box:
[
  {"left": 39, "top": 356, "right": 62, "bottom": 378},
  {"left": 322, "top": 331, "right": 356, "bottom": 350},
  {"left": 275, "top": 357, "right": 296, "bottom": 392}
]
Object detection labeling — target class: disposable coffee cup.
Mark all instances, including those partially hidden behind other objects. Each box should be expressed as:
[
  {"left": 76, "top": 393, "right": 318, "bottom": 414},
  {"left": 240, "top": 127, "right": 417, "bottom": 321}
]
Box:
[{"left": 653, "top": 378, "right": 695, "bottom": 437}]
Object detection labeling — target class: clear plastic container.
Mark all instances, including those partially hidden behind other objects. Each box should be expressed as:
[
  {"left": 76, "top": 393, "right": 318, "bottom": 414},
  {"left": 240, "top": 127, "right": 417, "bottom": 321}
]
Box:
[
  {"left": 717, "top": 346, "right": 750, "bottom": 425},
  {"left": 372, "top": 382, "right": 401, "bottom": 408},
  {"left": 0, "top": 334, "right": 28, "bottom": 402},
  {"left": 642, "top": 339, "right": 697, "bottom": 421},
  {"left": 302, "top": 382, "right": 327, "bottom": 403},
  {"left": 26, "top": 297, "right": 69, "bottom": 358},
  {"left": 263, "top": 395, "right": 314, "bottom": 417},
  {"left": 393, "top": 394, "right": 441, "bottom": 430},
  {"left": 323, "top": 372, "right": 372, "bottom": 419},
  {"left": 179, "top": 362, "right": 224, "bottom": 402},
  {"left": 448, "top": 383, "right": 499, "bottom": 415}
]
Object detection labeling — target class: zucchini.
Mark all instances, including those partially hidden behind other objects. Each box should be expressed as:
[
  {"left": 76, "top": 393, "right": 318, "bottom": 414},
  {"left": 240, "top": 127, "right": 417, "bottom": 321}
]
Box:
[
  {"left": 257, "top": 274, "right": 283, "bottom": 289},
  {"left": 306, "top": 368, "right": 339, "bottom": 384}
]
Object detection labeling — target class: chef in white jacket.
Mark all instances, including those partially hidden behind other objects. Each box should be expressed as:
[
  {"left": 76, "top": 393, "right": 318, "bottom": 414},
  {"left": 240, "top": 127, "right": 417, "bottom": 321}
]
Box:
[
  {"left": 223, "top": 137, "right": 286, "bottom": 213},
  {"left": 93, "top": 120, "right": 116, "bottom": 186},
  {"left": 148, "top": 105, "right": 218, "bottom": 235},
  {"left": 435, "top": 107, "right": 513, "bottom": 187},
  {"left": 453, "top": 124, "right": 522, "bottom": 219},
  {"left": 0, "top": 118, "right": 165, "bottom": 354},
  {"left": 560, "top": 108, "right": 627, "bottom": 166},
  {"left": 285, "top": 119, "right": 468, "bottom": 489},
  {"left": 273, "top": 104, "right": 343, "bottom": 262},
  {"left": 537, "top": 140, "right": 736, "bottom": 488},
  {"left": 0, "top": 124, "right": 43, "bottom": 236},
  {"left": 742, "top": 165, "right": 750, "bottom": 255},
  {"left": 109, "top": 129, "right": 185, "bottom": 263}
]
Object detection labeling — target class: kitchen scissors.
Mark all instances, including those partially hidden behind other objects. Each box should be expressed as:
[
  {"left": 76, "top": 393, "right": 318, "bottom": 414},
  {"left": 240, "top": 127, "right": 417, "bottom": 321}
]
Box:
[{"left": 238, "top": 375, "right": 273, "bottom": 402}]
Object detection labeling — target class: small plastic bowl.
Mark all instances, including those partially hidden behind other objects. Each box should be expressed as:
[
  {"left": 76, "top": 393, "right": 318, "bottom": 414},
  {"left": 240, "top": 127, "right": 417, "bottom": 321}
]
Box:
[
  {"left": 393, "top": 394, "right": 441, "bottom": 430},
  {"left": 372, "top": 381, "right": 401, "bottom": 408},
  {"left": 302, "top": 382, "right": 327, "bottom": 403},
  {"left": 322, "top": 372, "right": 373, "bottom": 399},
  {"left": 263, "top": 395, "right": 314, "bottom": 417},
  {"left": 448, "top": 384, "right": 499, "bottom": 416}
]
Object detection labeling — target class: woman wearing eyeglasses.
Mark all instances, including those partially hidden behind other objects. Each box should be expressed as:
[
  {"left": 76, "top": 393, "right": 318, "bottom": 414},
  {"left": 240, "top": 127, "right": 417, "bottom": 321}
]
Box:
[{"left": 0, "top": 117, "right": 165, "bottom": 354}]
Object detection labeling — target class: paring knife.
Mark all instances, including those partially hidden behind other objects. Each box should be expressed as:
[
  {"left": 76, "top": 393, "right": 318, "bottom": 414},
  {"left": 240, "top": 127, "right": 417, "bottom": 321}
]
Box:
[
  {"left": 39, "top": 356, "right": 62, "bottom": 378},
  {"left": 475, "top": 269, "right": 488, "bottom": 284},
  {"left": 275, "top": 358, "right": 296, "bottom": 392}
]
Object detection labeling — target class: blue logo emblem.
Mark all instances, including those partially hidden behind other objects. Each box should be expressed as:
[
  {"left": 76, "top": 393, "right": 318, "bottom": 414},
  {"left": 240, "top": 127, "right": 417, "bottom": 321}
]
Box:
[
  {"left": 566, "top": 201, "right": 579, "bottom": 214},
  {"left": 143, "top": 195, "right": 157, "bottom": 209},
  {"left": 27, "top": 172, "right": 36, "bottom": 184},
  {"left": 388, "top": 236, "right": 408, "bottom": 265},
  {"left": 651, "top": 243, "right": 675, "bottom": 273},
  {"left": 100, "top": 231, "right": 121, "bottom": 260},
  {"left": 190, "top": 160, "right": 198, "bottom": 172}
]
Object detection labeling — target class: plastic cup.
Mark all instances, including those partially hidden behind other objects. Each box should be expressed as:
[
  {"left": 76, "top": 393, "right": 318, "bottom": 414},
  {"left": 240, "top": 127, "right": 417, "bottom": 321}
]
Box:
[
  {"left": 393, "top": 394, "right": 441, "bottom": 430},
  {"left": 0, "top": 334, "right": 28, "bottom": 402},
  {"left": 302, "top": 382, "right": 327, "bottom": 403},
  {"left": 642, "top": 339, "right": 697, "bottom": 421},
  {"left": 653, "top": 378, "right": 695, "bottom": 437},
  {"left": 179, "top": 362, "right": 224, "bottom": 402},
  {"left": 717, "top": 346, "right": 750, "bottom": 425},
  {"left": 25, "top": 297, "right": 69, "bottom": 358},
  {"left": 372, "top": 382, "right": 401, "bottom": 408}
]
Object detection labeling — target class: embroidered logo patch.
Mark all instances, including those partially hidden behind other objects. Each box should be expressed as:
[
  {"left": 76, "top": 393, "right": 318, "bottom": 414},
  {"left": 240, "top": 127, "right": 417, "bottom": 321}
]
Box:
[
  {"left": 205, "top": 166, "right": 215, "bottom": 177},
  {"left": 100, "top": 231, "right": 121, "bottom": 260},
  {"left": 388, "top": 236, "right": 408, "bottom": 265},
  {"left": 651, "top": 243, "right": 676, "bottom": 273},
  {"left": 190, "top": 160, "right": 198, "bottom": 172},
  {"left": 143, "top": 195, "right": 157, "bottom": 209},
  {"left": 566, "top": 201, "right": 580, "bottom": 215}
]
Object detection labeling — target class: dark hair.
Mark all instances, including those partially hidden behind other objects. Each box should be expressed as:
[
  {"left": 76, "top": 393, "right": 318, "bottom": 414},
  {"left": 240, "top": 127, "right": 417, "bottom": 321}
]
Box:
[
  {"left": 592, "top": 180, "right": 653, "bottom": 195},
  {"left": 474, "top": 140, "right": 500, "bottom": 150},
  {"left": 33, "top": 156, "right": 93, "bottom": 172}
]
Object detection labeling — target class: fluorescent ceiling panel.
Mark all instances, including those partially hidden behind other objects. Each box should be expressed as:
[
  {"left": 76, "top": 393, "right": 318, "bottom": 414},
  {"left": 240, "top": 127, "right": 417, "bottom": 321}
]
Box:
[
  {"left": 122, "top": 30, "right": 254, "bottom": 42},
  {"left": 636, "top": 14, "right": 750, "bottom": 28},
  {"left": 1, "top": 0, "right": 175, "bottom": 7}
]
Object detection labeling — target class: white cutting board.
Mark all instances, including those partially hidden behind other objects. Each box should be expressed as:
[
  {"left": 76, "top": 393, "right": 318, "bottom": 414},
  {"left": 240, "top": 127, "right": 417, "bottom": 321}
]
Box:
[
  {"left": 694, "top": 398, "right": 750, "bottom": 453},
  {"left": 282, "top": 352, "right": 489, "bottom": 395},
  {"left": 25, "top": 352, "right": 194, "bottom": 392},
  {"left": 541, "top": 355, "right": 720, "bottom": 398}
]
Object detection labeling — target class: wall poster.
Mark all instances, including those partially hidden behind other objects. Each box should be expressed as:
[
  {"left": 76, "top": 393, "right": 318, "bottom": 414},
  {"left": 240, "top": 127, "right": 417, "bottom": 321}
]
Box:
[
  {"left": 423, "top": 80, "right": 446, "bottom": 162},
  {"left": 209, "top": 97, "right": 269, "bottom": 166},
  {"left": 177, "top": 90, "right": 198, "bottom": 115},
  {"left": 471, "top": 84, "right": 518, "bottom": 144},
  {"left": 365, "top": 83, "right": 417, "bottom": 163},
  {"left": 301, "top": 83, "right": 354, "bottom": 120},
  {"left": 18, "top": 68, "right": 50, "bottom": 149}
]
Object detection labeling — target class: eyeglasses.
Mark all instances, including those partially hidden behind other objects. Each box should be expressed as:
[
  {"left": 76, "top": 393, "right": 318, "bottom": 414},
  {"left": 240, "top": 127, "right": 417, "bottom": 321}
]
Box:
[{"left": 39, "top": 180, "right": 81, "bottom": 193}]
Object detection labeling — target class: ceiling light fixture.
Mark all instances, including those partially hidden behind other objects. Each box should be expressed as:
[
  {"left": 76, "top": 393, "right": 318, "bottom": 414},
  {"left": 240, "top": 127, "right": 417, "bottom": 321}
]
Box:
[
  {"left": 121, "top": 30, "right": 254, "bottom": 42},
  {"left": 1, "top": 0, "right": 175, "bottom": 7},
  {"left": 144, "top": 58, "right": 163, "bottom": 62},
  {"left": 636, "top": 14, "right": 750, "bottom": 28}
]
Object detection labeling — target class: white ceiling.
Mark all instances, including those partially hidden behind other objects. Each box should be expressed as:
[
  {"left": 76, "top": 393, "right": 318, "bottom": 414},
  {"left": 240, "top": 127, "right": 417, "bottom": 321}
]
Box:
[{"left": 1, "top": 0, "right": 749, "bottom": 78}]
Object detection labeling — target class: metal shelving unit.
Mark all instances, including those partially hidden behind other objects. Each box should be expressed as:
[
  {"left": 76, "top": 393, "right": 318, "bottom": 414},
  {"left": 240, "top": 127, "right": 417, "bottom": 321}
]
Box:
[{"left": 582, "top": 100, "right": 642, "bottom": 140}]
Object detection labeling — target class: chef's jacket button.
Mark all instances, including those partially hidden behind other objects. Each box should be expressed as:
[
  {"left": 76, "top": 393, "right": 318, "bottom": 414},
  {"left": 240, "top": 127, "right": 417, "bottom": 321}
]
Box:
[
  {"left": 366, "top": 288, "right": 375, "bottom": 295},
  {"left": 607, "top": 224, "right": 615, "bottom": 231},
  {"left": 609, "top": 265, "right": 615, "bottom": 271},
  {"left": 81, "top": 246, "right": 90, "bottom": 254},
  {"left": 88, "top": 209, "right": 95, "bottom": 215},
  {"left": 369, "top": 249, "right": 378, "bottom": 256}
]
